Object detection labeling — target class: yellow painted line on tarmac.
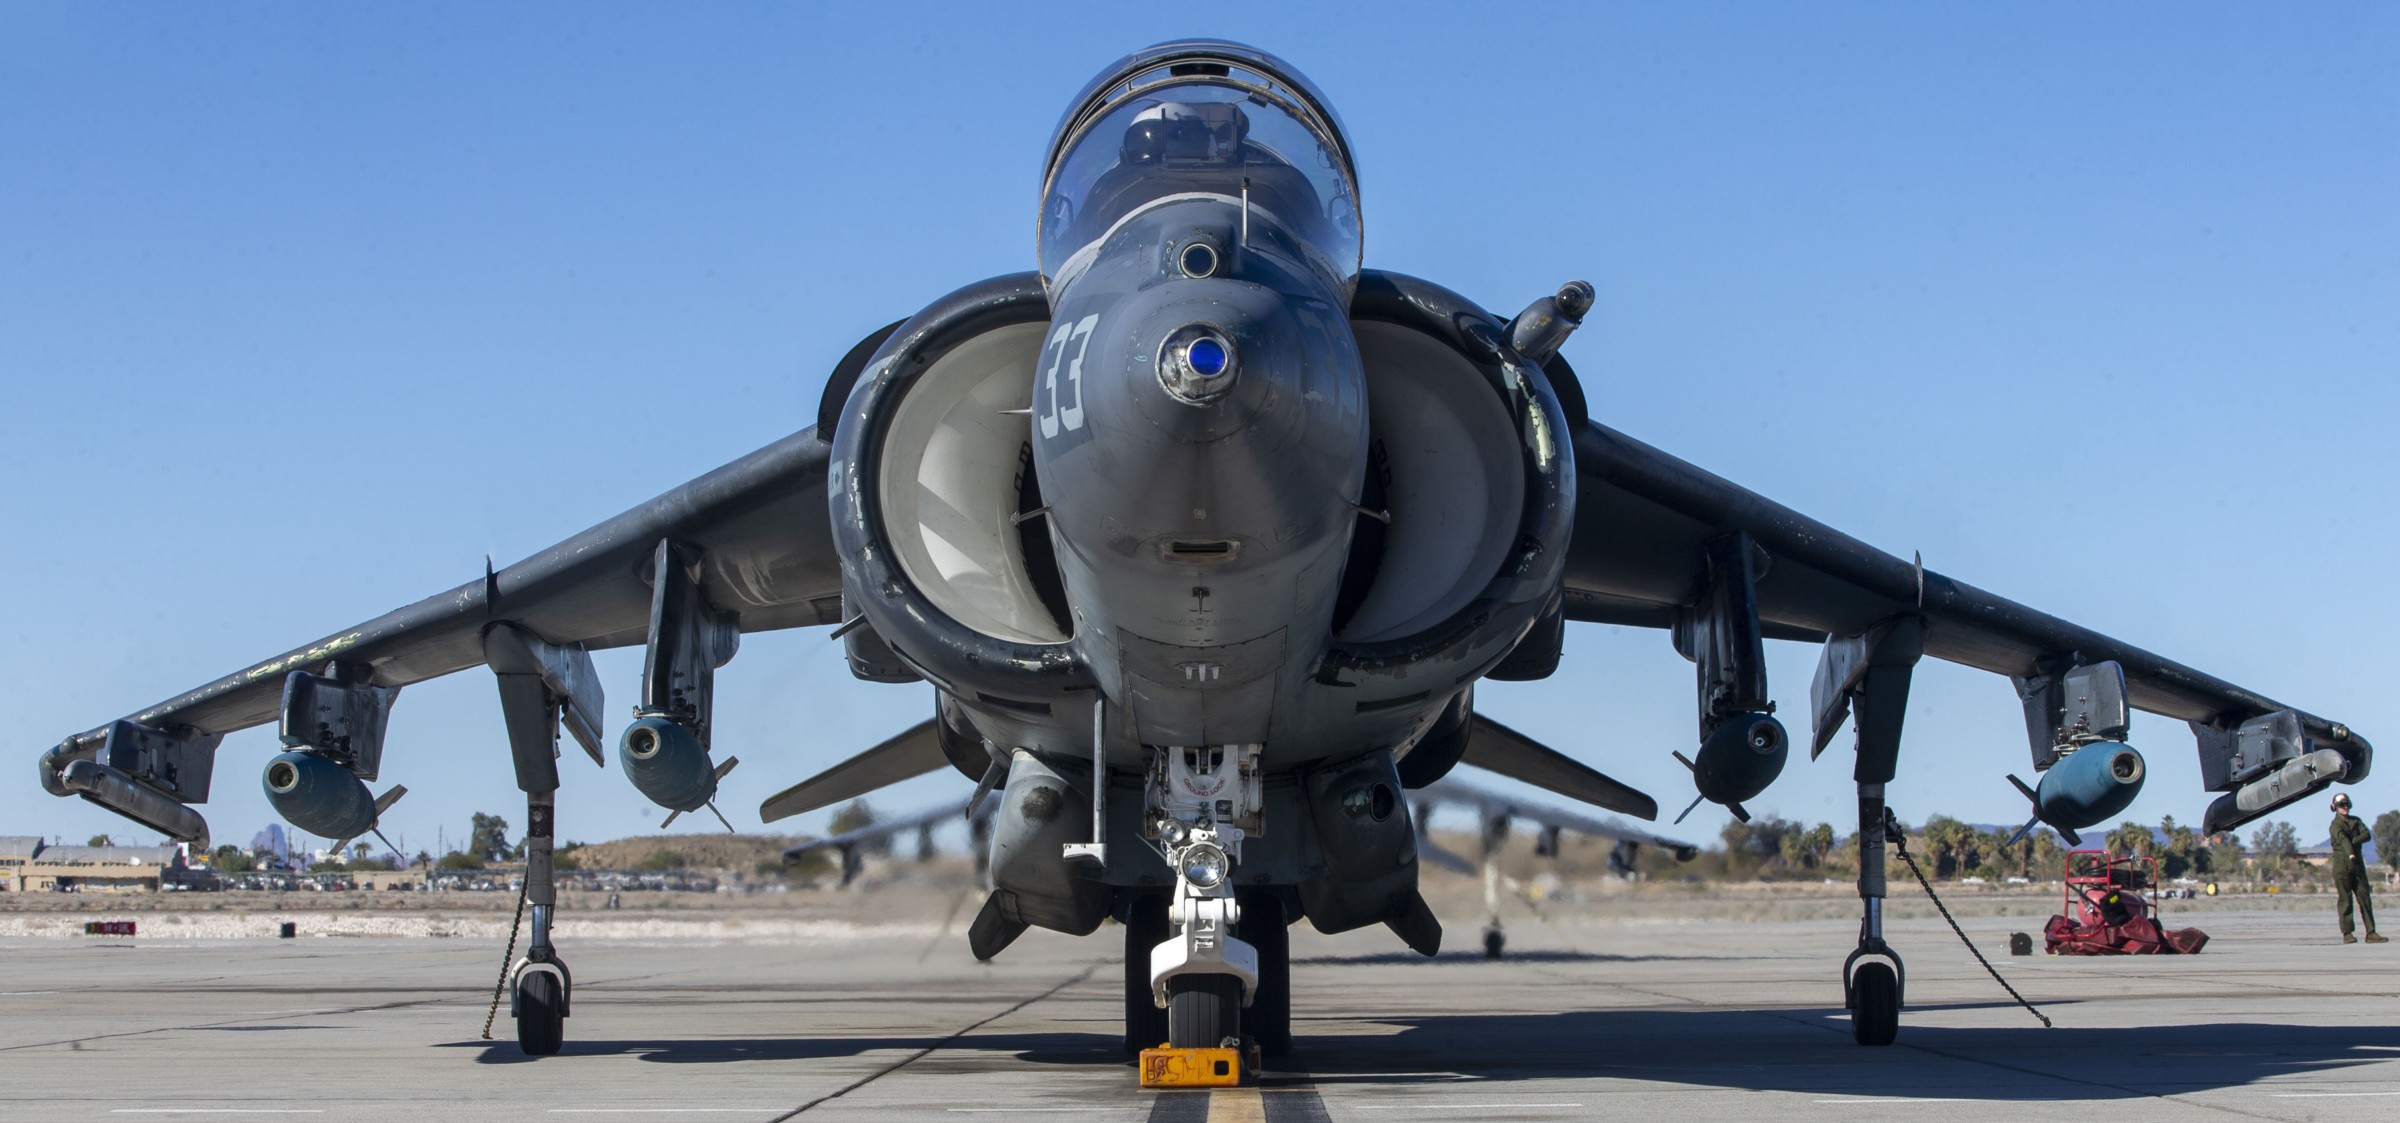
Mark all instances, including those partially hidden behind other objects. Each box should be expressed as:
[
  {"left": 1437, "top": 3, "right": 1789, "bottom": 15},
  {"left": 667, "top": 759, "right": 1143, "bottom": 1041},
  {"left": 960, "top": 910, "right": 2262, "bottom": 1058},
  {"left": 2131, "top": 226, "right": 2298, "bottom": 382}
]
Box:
[
  {"left": 1205, "top": 1088, "right": 1265, "bottom": 1123},
  {"left": 1354, "top": 1106, "right": 1583, "bottom": 1111}
]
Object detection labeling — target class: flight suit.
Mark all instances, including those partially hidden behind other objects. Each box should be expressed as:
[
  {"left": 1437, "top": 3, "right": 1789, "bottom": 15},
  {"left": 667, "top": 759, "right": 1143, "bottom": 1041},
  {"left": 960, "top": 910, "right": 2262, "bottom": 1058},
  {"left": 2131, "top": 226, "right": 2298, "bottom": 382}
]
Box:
[{"left": 2330, "top": 811, "right": 2380, "bottom": 941}]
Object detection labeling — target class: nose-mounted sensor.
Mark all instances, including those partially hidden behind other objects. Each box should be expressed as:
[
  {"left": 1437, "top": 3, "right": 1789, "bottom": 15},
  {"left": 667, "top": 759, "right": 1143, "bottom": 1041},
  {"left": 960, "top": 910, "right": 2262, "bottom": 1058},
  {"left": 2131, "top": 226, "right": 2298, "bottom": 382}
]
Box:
[{"left": 1158, "top": 324, "right": 1238, "bottom": 404}]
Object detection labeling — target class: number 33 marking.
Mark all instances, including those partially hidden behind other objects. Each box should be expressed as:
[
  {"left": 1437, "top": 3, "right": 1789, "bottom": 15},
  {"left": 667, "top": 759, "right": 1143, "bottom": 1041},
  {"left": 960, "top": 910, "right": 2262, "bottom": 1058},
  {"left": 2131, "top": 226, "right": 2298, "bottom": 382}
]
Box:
[{"left": 1038, "top": 314, "right": 1099, "bottom": 439}]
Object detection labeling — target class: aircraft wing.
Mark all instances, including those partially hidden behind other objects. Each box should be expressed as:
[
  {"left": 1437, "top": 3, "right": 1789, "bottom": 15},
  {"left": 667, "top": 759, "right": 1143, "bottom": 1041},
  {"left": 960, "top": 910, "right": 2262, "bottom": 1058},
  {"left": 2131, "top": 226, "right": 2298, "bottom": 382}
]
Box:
[
  {"left": 1561, "top": 417, "right": 2372, "bottom": 829},
  {"left": 41, "top": 323, "right": 902, "bottom": 837},
  {"left": 66, "top": 428, "right": 845, "bottom": 740},
  {"left": 1421, "top": 775, "right": 1700, "bottom": 860},
  {"left": 781, "top": 799, "right": 987, "bottom": 862}
]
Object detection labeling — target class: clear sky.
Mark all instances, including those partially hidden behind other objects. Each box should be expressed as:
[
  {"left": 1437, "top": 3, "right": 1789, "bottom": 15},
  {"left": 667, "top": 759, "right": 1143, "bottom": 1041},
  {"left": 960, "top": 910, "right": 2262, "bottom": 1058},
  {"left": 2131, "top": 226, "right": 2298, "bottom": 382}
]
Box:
[{"left": 3, "top": 3, "right": 2394, "bottom": 862}]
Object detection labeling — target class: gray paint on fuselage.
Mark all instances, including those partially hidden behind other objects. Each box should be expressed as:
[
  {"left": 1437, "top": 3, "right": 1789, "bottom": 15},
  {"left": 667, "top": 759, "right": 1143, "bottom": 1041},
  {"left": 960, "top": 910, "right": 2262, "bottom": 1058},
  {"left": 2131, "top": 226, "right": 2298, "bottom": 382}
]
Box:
[{"left": 1035, "top": 197, "right": 1366, "bottom": 753}]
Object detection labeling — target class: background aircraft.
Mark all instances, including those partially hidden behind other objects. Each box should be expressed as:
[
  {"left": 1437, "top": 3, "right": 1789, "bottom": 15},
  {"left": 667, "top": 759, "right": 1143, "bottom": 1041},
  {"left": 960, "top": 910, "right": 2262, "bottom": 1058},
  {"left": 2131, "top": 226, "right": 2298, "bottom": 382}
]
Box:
[
  {"left": 782, "top": 799, "right": 995, "bottom": 890},
  {"left": 1413, "top": 773, "right": 1700, "bottom": 959},
  {"left": 14, "top": 10, "right": 2380, "bottom": 1079}
]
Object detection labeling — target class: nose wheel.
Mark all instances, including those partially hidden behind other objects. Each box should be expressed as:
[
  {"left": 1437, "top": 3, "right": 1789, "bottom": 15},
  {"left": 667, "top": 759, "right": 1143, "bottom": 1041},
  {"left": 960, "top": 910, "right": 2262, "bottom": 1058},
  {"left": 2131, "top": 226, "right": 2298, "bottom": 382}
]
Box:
[{"left": 1166, "top": 974, "right": 1243, "bottom": 1048}]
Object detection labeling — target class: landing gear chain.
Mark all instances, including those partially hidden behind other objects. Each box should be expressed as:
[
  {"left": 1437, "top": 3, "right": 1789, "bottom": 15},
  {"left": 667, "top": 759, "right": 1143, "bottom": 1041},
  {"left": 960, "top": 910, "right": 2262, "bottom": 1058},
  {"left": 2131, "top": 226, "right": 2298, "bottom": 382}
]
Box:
[
  {"left": 1887, "top": 809, "right": 2052, "bottom": 1029},
  {"left": 481, "top": 877, "right": 530, "bottom": 1040}
]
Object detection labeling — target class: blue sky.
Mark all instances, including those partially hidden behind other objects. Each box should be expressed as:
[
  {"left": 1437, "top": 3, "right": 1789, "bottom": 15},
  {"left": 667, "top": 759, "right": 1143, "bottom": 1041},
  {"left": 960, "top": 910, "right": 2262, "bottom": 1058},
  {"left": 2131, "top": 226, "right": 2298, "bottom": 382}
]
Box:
[{"left": 3, "top": 3, "right": 2394, "bottom": 860}]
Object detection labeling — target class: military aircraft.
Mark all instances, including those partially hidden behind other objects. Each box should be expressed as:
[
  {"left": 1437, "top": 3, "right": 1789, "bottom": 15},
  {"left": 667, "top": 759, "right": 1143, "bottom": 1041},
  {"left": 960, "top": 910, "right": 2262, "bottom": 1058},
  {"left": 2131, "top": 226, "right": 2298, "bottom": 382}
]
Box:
[
  {"left": 36, "top": 40, "right": 2373, "bottom": 1064},
  {"left": 780, "top": 796, "right": 996, "bottom": 889},
  {"left": 1411, "top": 771, "right": 1700, "bottom": 960}
]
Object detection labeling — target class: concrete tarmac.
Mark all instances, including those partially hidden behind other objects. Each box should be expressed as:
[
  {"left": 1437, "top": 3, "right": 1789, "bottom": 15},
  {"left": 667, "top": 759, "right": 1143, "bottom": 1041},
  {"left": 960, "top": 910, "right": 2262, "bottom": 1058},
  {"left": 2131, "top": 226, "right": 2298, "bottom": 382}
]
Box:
[{"left": 2, "top": 905, "right": 2394, "bottom": 1121}]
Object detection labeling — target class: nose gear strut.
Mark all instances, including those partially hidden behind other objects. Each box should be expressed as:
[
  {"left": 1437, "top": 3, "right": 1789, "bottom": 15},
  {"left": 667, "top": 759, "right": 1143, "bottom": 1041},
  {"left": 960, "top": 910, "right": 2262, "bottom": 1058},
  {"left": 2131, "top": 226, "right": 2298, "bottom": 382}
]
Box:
[{"left": 1139, "top": 743, "right": 1266, "bottom": 1082}]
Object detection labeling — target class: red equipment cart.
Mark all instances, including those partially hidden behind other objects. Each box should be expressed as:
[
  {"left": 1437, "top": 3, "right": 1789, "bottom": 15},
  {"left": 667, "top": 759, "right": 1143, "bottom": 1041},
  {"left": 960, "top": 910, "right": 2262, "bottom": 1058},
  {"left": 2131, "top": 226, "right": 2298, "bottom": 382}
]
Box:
[{"left": 2044, "top": 849, "right": 2208, "bottom": 955}]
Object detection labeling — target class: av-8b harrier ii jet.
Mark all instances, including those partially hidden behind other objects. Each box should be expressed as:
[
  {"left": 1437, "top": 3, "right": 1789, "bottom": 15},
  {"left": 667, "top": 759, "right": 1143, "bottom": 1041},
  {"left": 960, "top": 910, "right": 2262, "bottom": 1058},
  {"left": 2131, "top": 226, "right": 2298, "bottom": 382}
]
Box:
[{"left": 38, "top": 41, "right": 2372, "bottom": 1064}]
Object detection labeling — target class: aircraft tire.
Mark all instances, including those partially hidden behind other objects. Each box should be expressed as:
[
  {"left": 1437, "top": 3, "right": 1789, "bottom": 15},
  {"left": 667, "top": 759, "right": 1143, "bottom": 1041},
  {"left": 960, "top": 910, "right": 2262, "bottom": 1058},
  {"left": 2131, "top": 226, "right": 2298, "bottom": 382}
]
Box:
[
  {"left": 1850, "top": 961, "right": 1898, "bottom": 1047},
  {"left": 1483, "top": 927, "right": 1506, "bottom": 960},
  {"left": 1167, "top": 973, "right": 1242, "bottom": 1050},
  {"left": 1236, "top": 892, "right": 1291, "bottom": 1056},
  {"left": 517, "top": 971, "right": 565, "bottom": 1056},
  {"left": 1123, "top": 895, "right": 1170, "bottom": 1055}
]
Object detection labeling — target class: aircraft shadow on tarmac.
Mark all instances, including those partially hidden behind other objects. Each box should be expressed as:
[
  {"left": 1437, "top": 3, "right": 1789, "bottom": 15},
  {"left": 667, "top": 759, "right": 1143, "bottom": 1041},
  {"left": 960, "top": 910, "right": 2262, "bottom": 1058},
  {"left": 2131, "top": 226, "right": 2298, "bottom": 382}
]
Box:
[
  {"left": 1284, "top": 1011, "right": 2400, "bottom": 1099},
  {"left": 444, "top": 1008, "right": 2400, "bottom": 1099},
  {"left": 1290, "top": 950, "right": 1723, "bottom": 967},
  {"left": 441, "top": 1032, "right": 1118, "bottom": 1068}
]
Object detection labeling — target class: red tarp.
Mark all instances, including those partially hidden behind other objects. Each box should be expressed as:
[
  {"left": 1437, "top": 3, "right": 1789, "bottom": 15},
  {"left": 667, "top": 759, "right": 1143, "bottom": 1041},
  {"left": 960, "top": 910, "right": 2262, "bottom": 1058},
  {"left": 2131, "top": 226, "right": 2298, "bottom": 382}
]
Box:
[{"left": 2044, "top": 910, "right": 2209, "bottom": 955}]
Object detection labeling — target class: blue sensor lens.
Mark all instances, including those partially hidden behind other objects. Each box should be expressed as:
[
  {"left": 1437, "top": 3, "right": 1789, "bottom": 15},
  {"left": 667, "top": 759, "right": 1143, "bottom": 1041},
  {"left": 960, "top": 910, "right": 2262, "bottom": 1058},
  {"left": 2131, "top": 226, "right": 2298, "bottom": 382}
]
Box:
[{"left": 1187, "top": 338, "right": 1227, "bottom": 376}]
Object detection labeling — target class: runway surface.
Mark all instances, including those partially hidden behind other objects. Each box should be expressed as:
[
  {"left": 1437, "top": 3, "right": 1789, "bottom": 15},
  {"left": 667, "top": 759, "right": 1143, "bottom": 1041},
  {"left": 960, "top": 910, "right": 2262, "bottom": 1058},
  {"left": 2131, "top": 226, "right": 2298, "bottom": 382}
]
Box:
[{"left": 2, "top": 905, "right": 2394, "bottom": 1121}]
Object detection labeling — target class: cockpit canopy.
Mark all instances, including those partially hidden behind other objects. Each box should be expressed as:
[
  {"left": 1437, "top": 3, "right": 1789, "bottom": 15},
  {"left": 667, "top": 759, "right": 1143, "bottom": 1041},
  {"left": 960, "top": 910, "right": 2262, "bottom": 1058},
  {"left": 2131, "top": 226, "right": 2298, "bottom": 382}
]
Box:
[{"left": 1039, "top": 42, "right": 1361, "bottom": 294}]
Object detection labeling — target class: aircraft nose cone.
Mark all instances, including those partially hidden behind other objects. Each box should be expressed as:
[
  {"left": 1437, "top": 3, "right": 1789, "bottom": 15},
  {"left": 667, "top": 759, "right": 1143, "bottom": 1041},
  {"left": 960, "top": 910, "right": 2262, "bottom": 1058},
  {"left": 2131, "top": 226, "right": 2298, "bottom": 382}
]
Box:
[{"left": 1159, "top": 324, "right": 1238, "bottom": 403}]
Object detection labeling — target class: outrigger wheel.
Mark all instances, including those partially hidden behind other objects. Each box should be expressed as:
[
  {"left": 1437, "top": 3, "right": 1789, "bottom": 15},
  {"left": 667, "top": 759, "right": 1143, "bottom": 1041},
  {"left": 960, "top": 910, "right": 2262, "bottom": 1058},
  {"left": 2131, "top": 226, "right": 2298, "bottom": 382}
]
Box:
[
  {"left": 516, "top": 969, "right": 565, "bottom": 1055},
  {"left": 1848, "top": 960, "right": 1899, "bottom": 1047}
]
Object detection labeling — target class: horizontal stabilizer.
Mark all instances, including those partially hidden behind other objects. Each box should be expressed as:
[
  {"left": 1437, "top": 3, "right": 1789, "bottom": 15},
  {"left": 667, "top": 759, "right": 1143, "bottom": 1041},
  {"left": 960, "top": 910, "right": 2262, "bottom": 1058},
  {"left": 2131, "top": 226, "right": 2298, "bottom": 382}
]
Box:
[
  {"left": 759, "top": 719, "right": 946, "bottom": 823},
  {"left": 1462, "top": 715, "right": 1658, "bottom": 821},
  {"left": 782, "top": 797, "right": 993, "bottom": 861}
]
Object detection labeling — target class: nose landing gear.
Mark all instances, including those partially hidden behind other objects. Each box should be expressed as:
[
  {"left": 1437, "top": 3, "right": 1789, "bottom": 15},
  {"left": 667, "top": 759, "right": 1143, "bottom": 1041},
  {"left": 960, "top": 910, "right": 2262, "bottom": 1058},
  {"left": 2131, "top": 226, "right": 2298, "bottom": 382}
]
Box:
[{"left": 1132, "top": 744, "right": 1271, "bottom": 1083}]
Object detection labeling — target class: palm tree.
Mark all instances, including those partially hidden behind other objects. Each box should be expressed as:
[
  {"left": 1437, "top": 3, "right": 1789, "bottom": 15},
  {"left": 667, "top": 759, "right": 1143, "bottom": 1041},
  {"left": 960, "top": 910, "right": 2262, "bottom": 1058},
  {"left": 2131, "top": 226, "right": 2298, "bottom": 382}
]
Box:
[
  {"left": 2104, "top": 820, "right": 2152, "bottom": 858},
  {"left": 1921, "top": 816, "right": 1972, "bottom": 878}
]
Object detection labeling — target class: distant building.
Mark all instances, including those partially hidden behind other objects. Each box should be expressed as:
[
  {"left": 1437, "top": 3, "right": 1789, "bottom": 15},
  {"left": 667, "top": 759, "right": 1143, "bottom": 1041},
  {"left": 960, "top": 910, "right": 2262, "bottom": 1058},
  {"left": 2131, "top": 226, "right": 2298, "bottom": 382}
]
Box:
[
  {"left": 250, "top": 823, "right": 293, "bottom": 865},
  {"left": 0, "top": 836, "right": 45, "bottom": 890},
  {"left": 2301, "top": 839, "right": 2382, "bottom": 869},
  {"left": 1, "top": 838, "right": 189, "bottom": 892}
]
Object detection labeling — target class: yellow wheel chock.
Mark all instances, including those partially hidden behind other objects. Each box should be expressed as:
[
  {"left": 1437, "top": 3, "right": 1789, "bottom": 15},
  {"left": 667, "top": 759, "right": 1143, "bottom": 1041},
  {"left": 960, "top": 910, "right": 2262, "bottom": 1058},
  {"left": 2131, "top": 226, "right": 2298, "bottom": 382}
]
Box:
[{"left": 1139, "top": 1045, "right": 1243, "bottom": 1087}]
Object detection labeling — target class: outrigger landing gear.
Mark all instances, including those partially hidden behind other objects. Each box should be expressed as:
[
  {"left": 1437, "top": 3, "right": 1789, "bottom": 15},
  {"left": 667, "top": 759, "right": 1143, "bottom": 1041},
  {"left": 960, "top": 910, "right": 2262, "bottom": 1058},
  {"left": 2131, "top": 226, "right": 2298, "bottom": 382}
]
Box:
[
  {"left": 1479, "top": 811, "right": 1508, "bottom": 960},
  {"left": 510, "top": 789, "right": 571, "bottom": 1055},
  {"left": 1811, "top": 615, "right": 1922, "bottom": 1048},
  {"left": 1842, "top": 792, "right": 1904, "bottom": 1047},
  {"left": 484, "top": 623, "right": 604, "bottom": 1058}
]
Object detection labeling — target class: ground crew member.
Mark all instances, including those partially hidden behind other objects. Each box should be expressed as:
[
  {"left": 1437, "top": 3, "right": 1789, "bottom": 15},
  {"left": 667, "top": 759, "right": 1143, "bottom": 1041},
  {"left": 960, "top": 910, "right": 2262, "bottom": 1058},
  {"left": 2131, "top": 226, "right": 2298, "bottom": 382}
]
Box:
[{"left": 2329, "top": 793, "right": 2384, "bottom": 944}]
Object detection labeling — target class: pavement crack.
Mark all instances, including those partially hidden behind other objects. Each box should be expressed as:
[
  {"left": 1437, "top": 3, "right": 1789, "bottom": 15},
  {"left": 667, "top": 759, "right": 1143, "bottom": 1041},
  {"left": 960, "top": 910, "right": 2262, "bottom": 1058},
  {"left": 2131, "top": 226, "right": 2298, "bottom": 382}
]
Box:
[
  {"left": 0, "top": 995, "right": 454, "bottom": 1053},
  {"left": 767, "top": 964, "right": 1098, "bottom": 1120}
]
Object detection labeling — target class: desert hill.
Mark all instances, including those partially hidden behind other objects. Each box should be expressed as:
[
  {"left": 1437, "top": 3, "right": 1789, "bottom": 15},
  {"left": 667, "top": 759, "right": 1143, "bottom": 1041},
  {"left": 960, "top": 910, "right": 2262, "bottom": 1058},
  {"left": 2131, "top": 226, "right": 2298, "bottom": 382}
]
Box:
[{"left": 562, "top": 833, "right": 806, "bottom": 871}]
